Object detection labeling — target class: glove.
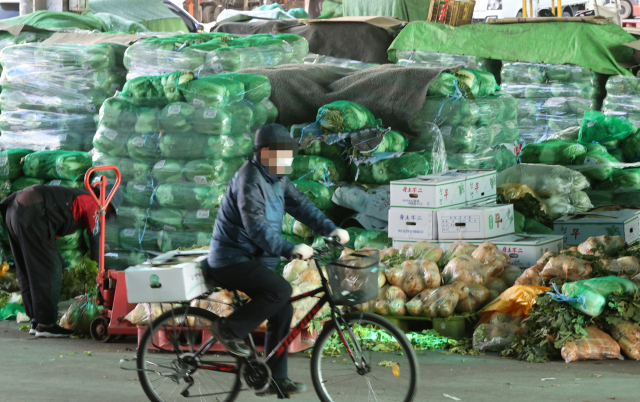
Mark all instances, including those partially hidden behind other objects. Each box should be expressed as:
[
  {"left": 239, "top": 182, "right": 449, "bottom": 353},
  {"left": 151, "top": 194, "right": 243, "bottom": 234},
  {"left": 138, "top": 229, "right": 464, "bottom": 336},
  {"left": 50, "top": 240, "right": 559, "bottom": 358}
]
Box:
[
  {"left": 292, "top": 244, "right": 314, "bottom": 260},
  {"left": 330, "top": 228, "right": 350, "bottom": 245}
]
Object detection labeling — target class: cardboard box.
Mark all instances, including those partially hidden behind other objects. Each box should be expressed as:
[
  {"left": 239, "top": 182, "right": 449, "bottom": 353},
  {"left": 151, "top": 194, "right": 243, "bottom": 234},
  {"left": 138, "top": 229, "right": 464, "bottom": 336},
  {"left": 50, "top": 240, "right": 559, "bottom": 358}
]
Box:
[
  {"left": 486, "top": 234, "right": 564, "bottom": 268},
  {"left": 390, "top": 175, "right": 467, "bottom": 209},
  {"left": 388, "top": 208, "right": 439, "bottom": 240},
  {"left": 126, "top": 261, "right": 208, "bottom": 303},
  {"left": 437, "top": 203, "right": 515, "bottom": 240},
  {"left": 554, "top": 211, "right": 640, "bottom": 246},
  {"left": 457, "top": 169, "right": 497, "bottom": 205}
]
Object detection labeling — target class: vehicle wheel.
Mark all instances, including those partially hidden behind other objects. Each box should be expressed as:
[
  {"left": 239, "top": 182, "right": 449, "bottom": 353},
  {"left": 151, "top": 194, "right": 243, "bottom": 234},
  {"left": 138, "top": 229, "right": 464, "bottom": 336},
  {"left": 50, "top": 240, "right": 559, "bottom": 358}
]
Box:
[
  {"left": 620, "top": 0, "right": 633, "bottom": 19},
  {"left": 562, "top": 7, "right": 573, "bottom": 17},
  {"left": 137, "top": 306, "right": 242, "bottom": 402},
  {"left": 516, "top": 10, "right": 523, "bottom": 18},
  {"left": 90, "top": 316, "right": 116, "bottom": 343},
  {"left": 310, "top": 312, "right": 419, "bottom": 402}
]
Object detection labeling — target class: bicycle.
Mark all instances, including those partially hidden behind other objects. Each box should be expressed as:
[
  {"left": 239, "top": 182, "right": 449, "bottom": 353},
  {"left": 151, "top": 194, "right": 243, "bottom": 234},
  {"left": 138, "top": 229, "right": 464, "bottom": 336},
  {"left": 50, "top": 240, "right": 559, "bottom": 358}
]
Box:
[{"left": 135, "top": 237, "right": 419, "bottom": 401}]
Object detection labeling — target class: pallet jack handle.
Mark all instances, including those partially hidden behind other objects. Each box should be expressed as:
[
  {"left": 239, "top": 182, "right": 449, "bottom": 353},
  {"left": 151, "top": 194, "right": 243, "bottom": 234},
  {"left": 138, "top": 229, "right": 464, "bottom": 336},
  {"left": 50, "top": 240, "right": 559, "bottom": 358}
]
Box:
[{"left": 84, "top": 166, "right": 121, "bottom": 280}]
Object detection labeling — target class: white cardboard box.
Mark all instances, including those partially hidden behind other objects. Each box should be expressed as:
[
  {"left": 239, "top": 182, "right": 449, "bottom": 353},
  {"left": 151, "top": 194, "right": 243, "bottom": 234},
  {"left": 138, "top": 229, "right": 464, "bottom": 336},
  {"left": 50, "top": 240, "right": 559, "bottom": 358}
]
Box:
[
  {"left": 457, "top": 169, "right": 497, "bottom": 205},
  {"left": 388, "top": 208, "right": 439, "bottom": 240},
  {"left": 126, "top": 261, "right": 208, "bottom": 303},
  {"left": 436, "top": 203, "right": 515, "bottom": 240},
  {"left": 390, "top": 175, "right": 467, "bottom": 209},
  {"left": 554, "top": 210, "right": 640, "bottom": 246},
  {"left": 485, "top": 234, "right": 564, "bottom": 268}
]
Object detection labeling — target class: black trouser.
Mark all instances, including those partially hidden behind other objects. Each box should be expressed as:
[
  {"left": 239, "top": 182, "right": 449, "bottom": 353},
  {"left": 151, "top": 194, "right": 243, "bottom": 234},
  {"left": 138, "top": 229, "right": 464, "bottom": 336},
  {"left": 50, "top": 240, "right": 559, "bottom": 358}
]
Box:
[
  {"left": 5, "top": 202, "right": 63, "bottom": 326},
  {"left": 206, "top": 260, "right": 293, "bottom": 380}
]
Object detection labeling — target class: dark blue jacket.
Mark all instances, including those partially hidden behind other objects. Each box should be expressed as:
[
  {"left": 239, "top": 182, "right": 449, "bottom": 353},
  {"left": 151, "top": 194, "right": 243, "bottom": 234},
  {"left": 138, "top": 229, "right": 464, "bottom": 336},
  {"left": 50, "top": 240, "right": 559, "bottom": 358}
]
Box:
[{"left": 208, "top": 157, "right": 338, "bottom": 270}]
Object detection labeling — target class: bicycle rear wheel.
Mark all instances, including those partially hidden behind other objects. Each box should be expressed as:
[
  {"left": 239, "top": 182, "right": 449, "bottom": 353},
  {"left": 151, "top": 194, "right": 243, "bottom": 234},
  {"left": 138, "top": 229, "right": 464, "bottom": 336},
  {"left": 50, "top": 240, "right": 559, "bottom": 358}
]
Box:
[
  {"left": 311, "top": 312, "right": 419, "bottom": 402},
  {"left": 137, "top": 306, "right": 242, "bottom": 402}
]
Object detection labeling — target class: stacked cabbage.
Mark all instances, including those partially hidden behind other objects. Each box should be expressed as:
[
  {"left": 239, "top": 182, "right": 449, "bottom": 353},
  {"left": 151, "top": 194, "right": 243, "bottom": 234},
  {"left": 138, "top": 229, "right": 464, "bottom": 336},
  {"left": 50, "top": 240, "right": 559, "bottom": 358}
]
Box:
[
  {"left": 500, "top": 62, "right": 606, "bottom": 144},
  {"left": 0, "top": 43, "right": 127, "bottom": 151},
  {"left": 91, "top": 70, "right": 277, "bottom": 264},
  {"left": 395, "top": 50, "right": 494, "bottom": 72},
  {"left": 602, "top": 76, "right": 640, "bottom": 126},
  {"left": 123, "top": 32, "right": 309, "bottom": 80}
]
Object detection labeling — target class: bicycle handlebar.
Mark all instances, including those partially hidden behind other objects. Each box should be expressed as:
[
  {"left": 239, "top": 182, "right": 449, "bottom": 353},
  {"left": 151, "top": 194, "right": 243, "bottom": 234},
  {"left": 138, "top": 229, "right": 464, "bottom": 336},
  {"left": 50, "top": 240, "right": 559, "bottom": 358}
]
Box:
[{"left": 291, "top": 236, "right": 345, "bottom": 260}]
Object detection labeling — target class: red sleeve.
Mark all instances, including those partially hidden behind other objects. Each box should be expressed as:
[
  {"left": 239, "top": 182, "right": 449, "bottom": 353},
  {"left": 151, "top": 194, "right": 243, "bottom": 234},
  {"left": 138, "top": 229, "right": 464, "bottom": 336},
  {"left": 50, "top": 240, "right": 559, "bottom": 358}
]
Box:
[{"left": 71, "top": 194, "right": 99, "bottom": 233}]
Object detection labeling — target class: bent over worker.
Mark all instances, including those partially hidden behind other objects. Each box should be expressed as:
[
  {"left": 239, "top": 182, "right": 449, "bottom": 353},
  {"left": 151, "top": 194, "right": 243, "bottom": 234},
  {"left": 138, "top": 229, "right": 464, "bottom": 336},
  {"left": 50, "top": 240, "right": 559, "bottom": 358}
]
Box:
[
  {"left": 0, "top": 184, "right": 123, "bottom": 338},
  {"left": 205, "top": 123, "right": 349, "bottom": 396}
]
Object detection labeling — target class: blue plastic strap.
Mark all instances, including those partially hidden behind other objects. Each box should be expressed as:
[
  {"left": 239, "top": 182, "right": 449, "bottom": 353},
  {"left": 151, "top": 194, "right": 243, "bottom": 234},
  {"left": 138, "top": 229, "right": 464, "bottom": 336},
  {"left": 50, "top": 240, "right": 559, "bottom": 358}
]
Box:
[
  {"left": 546, "top": 283, "right": 587, "bottom": 309},
  {"left": 176, "top": 41, "right": 188, "bottom": 52},
  {"left": 435, "top": 79, "right": 463, "bottom": 119},
  {"left": 144, "top": 174, "right": 158, "bottom": 206}
]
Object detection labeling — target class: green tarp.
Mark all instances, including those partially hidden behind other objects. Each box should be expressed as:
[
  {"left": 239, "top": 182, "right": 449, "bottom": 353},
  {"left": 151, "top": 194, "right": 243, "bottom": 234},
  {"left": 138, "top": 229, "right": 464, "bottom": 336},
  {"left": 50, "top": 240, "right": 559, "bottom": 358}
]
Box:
[
  {"left": 0, "top": 10, "right": 103, "bottom": 31},
  {"left": 89, "top": 0, "right": 189, "bottom": 33},
  {"left": 343, "top": 0, "right": 430, "bottom": 21},
  {"left": 388, "top": 21, "right": 636, "bottom": 76}
]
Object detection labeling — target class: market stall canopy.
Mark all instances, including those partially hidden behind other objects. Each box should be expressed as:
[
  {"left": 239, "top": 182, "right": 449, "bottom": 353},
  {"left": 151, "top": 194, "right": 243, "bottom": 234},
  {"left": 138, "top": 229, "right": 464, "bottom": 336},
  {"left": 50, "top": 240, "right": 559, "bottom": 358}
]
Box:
[
  {"left": 88, "top": 0, "right": 188, "bottom": 33},
  {"left": 342, "top": 0, "right": 430, "bottom": 22},
  {"left": 239, "top": 64, "right": 441, "bottom": 133},
  {"left": 388, "top": 21, "right": 636, "bottom": 76},
  {"left": 213, "top": 18, "right": 399, "bottom": 64}
]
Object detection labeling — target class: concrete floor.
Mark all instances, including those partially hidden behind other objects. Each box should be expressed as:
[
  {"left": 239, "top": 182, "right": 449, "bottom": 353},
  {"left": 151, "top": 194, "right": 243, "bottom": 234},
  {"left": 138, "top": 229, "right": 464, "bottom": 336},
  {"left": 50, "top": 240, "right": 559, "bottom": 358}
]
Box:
[{"left": 2, "top": 320, "right": 640, "bottom": 402}]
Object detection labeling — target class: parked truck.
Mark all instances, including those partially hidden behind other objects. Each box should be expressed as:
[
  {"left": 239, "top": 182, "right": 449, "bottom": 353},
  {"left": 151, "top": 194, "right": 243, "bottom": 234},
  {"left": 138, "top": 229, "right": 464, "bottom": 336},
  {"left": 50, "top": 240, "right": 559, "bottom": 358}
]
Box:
[{"left": 473, "top": 0, "right": 637, "bottom": 21}]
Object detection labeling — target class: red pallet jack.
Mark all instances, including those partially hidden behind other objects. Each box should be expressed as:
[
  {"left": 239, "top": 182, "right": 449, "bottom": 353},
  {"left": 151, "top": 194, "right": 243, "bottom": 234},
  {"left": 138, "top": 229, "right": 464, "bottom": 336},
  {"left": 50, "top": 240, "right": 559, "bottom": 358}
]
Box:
[{"left": 84, "top": 166, "right": 138, "bottom": 342}]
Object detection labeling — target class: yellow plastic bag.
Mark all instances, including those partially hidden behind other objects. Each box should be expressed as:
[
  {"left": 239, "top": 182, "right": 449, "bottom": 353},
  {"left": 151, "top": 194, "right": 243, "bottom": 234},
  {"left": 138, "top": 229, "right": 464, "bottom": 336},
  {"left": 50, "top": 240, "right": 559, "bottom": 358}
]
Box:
[{"left": 478, "top": 285, "right": 550, "bottom": 323}]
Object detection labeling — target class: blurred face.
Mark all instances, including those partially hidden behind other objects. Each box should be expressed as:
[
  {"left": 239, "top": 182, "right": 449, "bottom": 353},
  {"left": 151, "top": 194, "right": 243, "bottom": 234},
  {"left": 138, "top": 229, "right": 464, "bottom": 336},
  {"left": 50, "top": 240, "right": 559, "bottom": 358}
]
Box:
[{"left": 260, "top": 147, "right": 294, "bottom": 175}]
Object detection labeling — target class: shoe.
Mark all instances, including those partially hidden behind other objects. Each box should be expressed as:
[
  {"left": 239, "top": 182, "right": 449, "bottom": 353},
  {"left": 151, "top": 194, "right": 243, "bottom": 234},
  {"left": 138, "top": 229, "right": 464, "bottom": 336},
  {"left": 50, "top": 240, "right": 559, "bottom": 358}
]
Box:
[
  {"left": 208, "top": 320, "right": 250, "bottom": 357},
  {"left": 35, "top": 324, "right": 74, "bottom": 338},
  {"left": 256, "top": 379, "right": 307, "bottom": 397},
  {"left": 29, "top": 321, "right": 37, "bottom": 335}
]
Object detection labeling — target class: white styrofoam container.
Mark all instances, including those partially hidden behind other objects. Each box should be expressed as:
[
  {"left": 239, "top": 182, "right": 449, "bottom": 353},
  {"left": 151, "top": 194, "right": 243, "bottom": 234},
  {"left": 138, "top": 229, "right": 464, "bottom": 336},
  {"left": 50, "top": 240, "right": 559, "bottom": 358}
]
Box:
[
  {"left": 390, "top": 175, "right": 467, "bottom": 209},
  {"left": 388, "top": 208, "right": 438, "bottom": 240},
  {"left": 487, "top": 234, "right": 564, "bottom": 268},
  {"left": 436, "top": 203, "right": 515, "bottom": 240},
  {"left": 554, "top": 210, "right": 640, "bottom": 246},
  {"left": 458, "top": 169, "right": 497, "bottom": 205},
  {"left": 126, "top": 261, "right": 208, "bottom": 303}
]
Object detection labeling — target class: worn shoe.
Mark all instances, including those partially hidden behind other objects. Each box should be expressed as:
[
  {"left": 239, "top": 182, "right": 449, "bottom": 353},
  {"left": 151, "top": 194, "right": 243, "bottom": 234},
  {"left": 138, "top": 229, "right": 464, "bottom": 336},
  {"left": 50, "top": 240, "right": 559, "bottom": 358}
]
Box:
[
  {"left": 208, "top": 320, "right": 250, "bottom": 357},
  {"left": 29, "top": 321, "right": 38, "bottom": 335},
  {"left": 35, "top": 324, "right": 74, "bottom": 338},
  {"left": 256, "top": 379, "right": 307, "bottom": 397}
]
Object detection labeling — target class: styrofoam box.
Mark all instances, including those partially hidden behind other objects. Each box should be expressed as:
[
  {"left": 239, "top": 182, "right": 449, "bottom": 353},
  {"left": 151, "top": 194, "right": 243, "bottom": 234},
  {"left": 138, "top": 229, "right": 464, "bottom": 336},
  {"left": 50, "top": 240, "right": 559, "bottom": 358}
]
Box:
[
  {"left": 125, "top": 261, "right": 208, "bottom": 303},
  {"left": 554, "top": 210, "right": 640, "bottom": 246},
  {"left": 388, "top": 208, "right": 438, "bottom": 240},
  {"left": 484, "top": 234, "right": 564, "bottom": 268},
  {"left": 437, "top": 203, "right": 515, "bottom": 240},
  {"left": 390, "top": 175, "right": 467, "bottom": 209}
]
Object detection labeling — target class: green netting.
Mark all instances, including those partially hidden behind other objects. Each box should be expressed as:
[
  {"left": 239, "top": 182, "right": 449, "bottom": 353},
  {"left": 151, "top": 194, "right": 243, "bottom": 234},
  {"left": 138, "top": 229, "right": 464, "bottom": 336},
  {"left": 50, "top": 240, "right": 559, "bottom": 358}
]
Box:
[
  {"left": 183, "top": 158, "right": 246, "bottom": 185},
  {"left": 92, "top": 153, "right": 149, "bottom": 182},
  {"left": 0, "top": 149, "right": 32, "bottom": 180},
  {"left": 10, "top": 177, "right": 44, "bottom": 193},
  {"left": 293, "top": 180, "right": 334, "bottom": 211},
  {"left": 0, "top": 10, "right": 103, "bottom": 31},
  {"left": 578, "top": 110, "right": 635, "bottom": 145},
  {"left": 388, "top": 21, "right": 636, "bottom": 76},
  {"left": 158, "top": 230, "right": 211, "bottom": 253},
  {"left": 155, "top": 182, "right": 224, "bottom": 210},
  {"left": 519, "top": 141, "right": 588, "bottom": 165},
  {"left": 91, "top": 12, "right": 150, "bottom": 33},
  {"left": 361, "top": 130, "right": 408, "bottom": 156},
  {"left": 119, "top": 226, "right": 159, "bottom": 252},
  {"left": 290, "top": 155, "right": 345, "bottom": 182},
  {"left": 89, "top": 0, "right": 189, "bottom": 33},
  {"left": 183, "top": 210, "right": 218, "bottom": 232},
  {"left": 572, "top": 151, "right": 620, "bottom": 181},
  {"left": 180, "top": 76, "right": 245, "bottom": 109},
  {"left": 151, "top": 160, "right": 185, "bottom": 183},
  {"left": 562, "top": 276, "right": 638, "bottom": 317},
  {"left": 352, "top": 153, "right": 430, "bottom": 185},
  {"left": 317, "top": 101, "right": 379, "bottom": 133},
  {"left": 22, "top": 151, "right": 91, "bottom": 181},
  {"left": 57, "top": 230, "right": 84, "bottom": 250},
  {"left": 222, "top": 73, "right": 271, "bottom": 104},
  {"left": 104, "top": 251, "right": 146, "bottom": 271},
  {"left": 158, "top": 102, "right": 195, "bottom": 132},
  {"left": 121, "top": 71, "right": 194, "bottom": 106},
  {"left": 353, "top": 230, "right": 391, "bottom": 250},
  {"left": 148, "top": 209, "right": 185, "bottom": 231}
]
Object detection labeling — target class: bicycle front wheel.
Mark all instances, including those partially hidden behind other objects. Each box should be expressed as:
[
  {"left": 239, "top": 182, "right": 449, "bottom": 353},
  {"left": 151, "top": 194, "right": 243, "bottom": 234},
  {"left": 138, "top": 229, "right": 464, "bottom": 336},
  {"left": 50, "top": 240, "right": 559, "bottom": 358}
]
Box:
[
  {"left": 311, "top": 312, "right": 419, "bottom": 402},
  {"left": 137, "top": 306, "right": 242, "bottom": 402}
]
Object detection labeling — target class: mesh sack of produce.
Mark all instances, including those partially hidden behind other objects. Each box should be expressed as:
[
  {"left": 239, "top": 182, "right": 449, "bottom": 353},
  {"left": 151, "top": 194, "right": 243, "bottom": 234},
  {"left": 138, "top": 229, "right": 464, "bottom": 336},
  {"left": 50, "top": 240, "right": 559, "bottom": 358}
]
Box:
[
  {"left": 159, "top": 132, "right": 253, "bottom": 160},
  {"left": 124, "top": 181, "right": 158, "bottom": 208},
  {"left": 405, "top": 285, "right": 461, "bottom": 318},
  {"left": 561, "top": 276, "right": 638, "bottom": 317},
  {"left": 92, "top": 153, "right": 149, "bottom": 183},
  {"left": 183, "top": 157, "right": 246, "bottom": 185},
  {"left": 11, "top": 177, "right": 44, "bottom": 192},
  {"left": 104, "top": 250, "right": 147, "bottom": 271},
  {"left": 290, "top": 155, "right": 345, "bottom": 182},
  {"left": 120, "top": 71, "right": 195, "bottom": 106},
  {"left": 316, "top": 101, "right": 379, "bottom": 133},
  {"left": 99, "top": 97, "right": 138, "bottom": 130},
  {"left": 147, "top": 208, "right": 185, "bottom": 232},
  {"left": 191, "top": 102, "right": 254, "bottom": 135},
  {"left": 473, "top": 322, "right": 525, "bottom": 352},
  {"left": 351, "top": 153, "right": 430, "bottom": 184},
  {"left": 274, "top": 33, "right": 309, "bottom": 61},
  {"left": 158, "top": 230, "right": 212, "bottom": 252},
  {"left": 578, "top": 110, "right": 635, "bottom": 145},
  {"left": 22, "top": 151, "right": 92, "bottom": 181},
  {"left": 60, "top": 297, "right": 102, "bottom": 334},
  {"left": 0, "top": 149, "right": 32, "bottom": 180},
  {"left": 150, "top": 159, "right": 185, "bottom": 183},
  {"left": 183, "top": 209, "right": 218, "bottom": 232},
  {"left": 155, "top": 182, "right": 225, "bottom": 210},
  {"left": 561, "top": 326, "right": 623, "bottom": 363},
  {"left": 395, "top": 51, "right": 479, "bottom": 69},
  {"left": 571, "top": 151, "right": 622, "bottom": 181},
  {"left": 119, "top": 226, "right": 160, "bottom": 252},
  {"left": 603, "top": 76, "right": 640, "bottom": 125},
  {"left": 518, "top": 140, "right": 587, "bottom": 165},
  {"left": 610, "top": 321, "right": 640, "bottom": 360},
  {"left": 292, "top": 180, "right": 334, "bottom": 210}
]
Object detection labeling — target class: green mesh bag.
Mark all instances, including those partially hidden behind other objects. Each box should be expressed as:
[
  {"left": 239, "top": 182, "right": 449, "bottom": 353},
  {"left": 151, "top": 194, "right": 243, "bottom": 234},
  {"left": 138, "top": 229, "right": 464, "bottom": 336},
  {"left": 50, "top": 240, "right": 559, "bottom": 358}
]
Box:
[
  {"left": 92, "top": 153, "right": 149, "bottom": 183},
  {"left": 183, "top": 158, "right": 245, "bottom": 185},
  {"left": 180, "top": 75, "right": 244, "bottom": 109},
  {"left": 290, "top": 155, "right": 344, "bottom": 182},
  {"left": 10, "top": 177, "right": 44, "bottom": 193},
  {"left": 99, "top": 97, "right": 137, "bottom": 130},
  {"left": 293, "top": 180, "right": 334, "bottom": 210},
  {"left": 352, "top": 153, "right": 431, "bottom": 184},
  {"left": 455, "top": 68, "right": 499, "bottom": 97},
  {"left": 360, "top": 130, "right": 408, "bottom": 156},
  {"left": 119, "top": 226, "right": 159, "bottom": 252},
  {"left": 317, "top": 101, "right": 378, "bottom": 133},
  {"left": 124, "top": 182, "right": 156, "bottom": 208},
  {"left": 127, "top": 135, "right": 161, "bottom": 163},
  {"left": 0, "top": 149, "right": 32, "bottom": 180},
  {"left": 354, "top": 230, "right": 391, "bottom": 250},
  {"left": 148, "top": 209, "right": 185, "bottom": 231},
  {"left": 274, "top": 33, "right": 309, "bottom": 60},
  {"left": 93, "top": 125, "right": 131, "bottom": 157},
  {"left": 104, "top": 251, "right": 147, "bottom": 271},
  {"left": 427, "top": 73, "right": 458, "bottom": 97},
  {"left": 579, "top": 110, "right": 636, "bottom": 145},
  {"left": 151, "top": 159, "right": 185, "bottom": 183},
  {"left": 57, "top": 230, "right": 84, "bottom": 250},
  {"left": 23, "top": 151, "right": 92, "bottom": 181},
  {"left": 519, "top": 141, "right": 587, "bottom": 165},
  {"left": 155, "top": 182, "right": 224, "bottom": 210},
  {"left": 158, "top": 102, "right": 195, "bottom": 132},
  {"left": 121, "top": 71, "right": 194, "bottom": 106},
  {"left": 134, "top": 107, "right": 160, "bottom": 134},
  {"left": 158, "top": 230, "right": 211, "bottom": 253},
  {"left": 222, "top": 73, "right": 271, "bottom": 103},
  {"left": 573, "top": 151, "right": 620, "bottom": 181},
  {"left": 183, "top": 209, "right": 218, "bottom": 232}
]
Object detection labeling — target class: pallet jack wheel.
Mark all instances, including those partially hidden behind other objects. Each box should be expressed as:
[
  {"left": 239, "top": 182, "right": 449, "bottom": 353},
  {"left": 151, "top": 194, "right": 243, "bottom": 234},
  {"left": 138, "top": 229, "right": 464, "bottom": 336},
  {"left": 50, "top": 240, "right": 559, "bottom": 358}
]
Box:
[{"left": 90, "top": 316, "right": 116, "bottom": 343}]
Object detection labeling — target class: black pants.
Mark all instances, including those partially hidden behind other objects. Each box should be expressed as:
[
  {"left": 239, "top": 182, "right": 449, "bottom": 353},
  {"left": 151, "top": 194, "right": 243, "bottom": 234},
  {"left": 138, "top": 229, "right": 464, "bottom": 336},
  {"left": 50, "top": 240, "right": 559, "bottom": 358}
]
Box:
[
  {"left": 5, "top": 202, "right": 63, "bottom": 325},
  {"left": 206, "top": 260, "right": 293, "bottom": 380}
]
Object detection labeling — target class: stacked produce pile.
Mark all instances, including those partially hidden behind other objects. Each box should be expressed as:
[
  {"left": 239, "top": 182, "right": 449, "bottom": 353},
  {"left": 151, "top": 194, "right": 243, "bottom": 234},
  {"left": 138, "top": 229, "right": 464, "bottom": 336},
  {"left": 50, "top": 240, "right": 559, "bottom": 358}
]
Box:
[
  {"left": 303, "top": 53, "right": 378, "bottom": 69},
  {"left": 91, "top": 70, "right": 277, "bottom": 268},
  {"left": 0, "top": 42, "right": 127, "bottom": 151},
  {"left": 123, "top": 32, "right": 309, "bottom": 80},
  {"left": 409, "top": 69, "right": 518, "bottom": 172},
  {"left": 500, "top": 62, "right": 606, "bottom": 144},
  {"left": 518, "top": 111, "right": 640, "bottom": 207},
  {"left": 352, "top": 241, "right": 519, "bottom": 319},
  {"left": 497, "top": 164, "right": 592, "bottom": 234},
  {"left": 602, "top": 76, "right": 640, "bottom": 126},
  {"left": 478, "top": 235, "right": 640, "bottom": 363},
  {"left": 0, "top": 31, "right": 53, "bottom": 78},
  {"left": 395, "top": 51, "right": 497, "bottom": 74}
]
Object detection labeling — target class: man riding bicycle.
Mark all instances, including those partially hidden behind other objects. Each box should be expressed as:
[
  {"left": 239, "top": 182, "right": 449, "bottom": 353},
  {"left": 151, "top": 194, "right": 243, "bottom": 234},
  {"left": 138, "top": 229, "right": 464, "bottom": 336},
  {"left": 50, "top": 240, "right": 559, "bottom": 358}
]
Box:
[{"left": 204, "top": 123, "right": 349, "bottom": 396}]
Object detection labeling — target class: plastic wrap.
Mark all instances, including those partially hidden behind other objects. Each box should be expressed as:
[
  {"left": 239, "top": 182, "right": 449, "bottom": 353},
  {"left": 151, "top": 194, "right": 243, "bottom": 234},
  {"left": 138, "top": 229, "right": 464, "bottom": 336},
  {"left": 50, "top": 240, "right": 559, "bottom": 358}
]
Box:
[
  {"left": 0, "top": 149, "right": 33, "bottom": 180},
  {"left": 440, "top": 241, "right": 478, "bottom": 267},
  {"left": 610, "top": 321, "right": 640, "bottom": 360},
  {"left": 399, "top": 241, "right": 443, "bottom": 262},
  {"left": 60, "top": 296, "right": 102, "bottom": 334},
  {"left": 576, "top": 235, "right": 626, "bottom": 256},
  {"left": 471, "top": 242, "right": 510, "bottom": 268},
  {"left": 473, "top": 322, "right": 525, "bottom": 352},
  {"left": 396, "top": 51, "right": 488, "bottom": 69},
  {"left": 501, "top": 62, "right": 605, "bottom": 143},
  {"left": 22, "top": 150, "right": 92, "bottom": 181},
  {"left": 539, "top": 255, "right": 593, "bottom": 282},
  {"left": 124, "top": 33, "right": 307, "bottom": 79},
  {"left": 405, "top": 284, "right": 463, "bottom": 318},
  {"left": 603, "top": 76, "right": 640, "bottom": 126},
  {"left": 561, "top": 326, "right": 623, "bottom": 363},
  {"left": 561, "top": 276, "right": 638, "bottom": 317},
  {"left": 0, "top": 43, "right": 126, "bottom": 151},
  {"left": 124, "top": 302, "right": 178, "bottom": 326},
  {"left": 303, "top": 53, "right": 378, "bottom": 69},
  {"left": 384, "top": 259, "right": 440, "bottom": 298},
  {"left": 442, "top": 255, "right": 493, "bottom": 285}
]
